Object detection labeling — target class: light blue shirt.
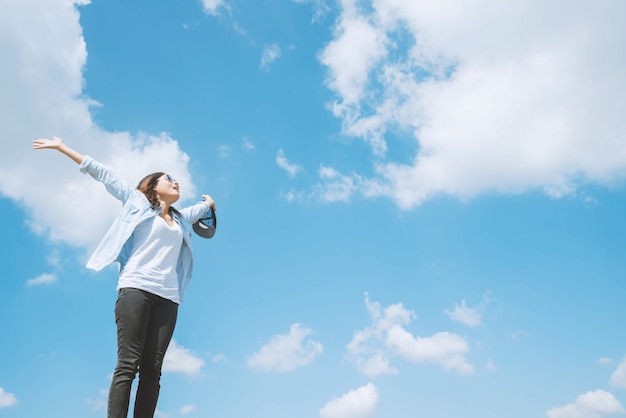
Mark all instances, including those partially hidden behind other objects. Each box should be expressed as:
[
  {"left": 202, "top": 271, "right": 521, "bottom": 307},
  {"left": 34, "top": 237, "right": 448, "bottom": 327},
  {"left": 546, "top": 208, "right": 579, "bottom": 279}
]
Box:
[{"left": 79, "top": 155, "right": 211, "bottom": 301}]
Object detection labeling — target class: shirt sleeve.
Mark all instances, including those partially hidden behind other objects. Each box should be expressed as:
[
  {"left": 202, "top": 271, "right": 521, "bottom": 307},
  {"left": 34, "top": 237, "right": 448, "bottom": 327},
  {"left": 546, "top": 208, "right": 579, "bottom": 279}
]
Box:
[
  {"left": 79, "top": 155, "right": 133, "bottom": 203},
  {"left": 179, "top": 200, "right": 212, "bottom": 224}
]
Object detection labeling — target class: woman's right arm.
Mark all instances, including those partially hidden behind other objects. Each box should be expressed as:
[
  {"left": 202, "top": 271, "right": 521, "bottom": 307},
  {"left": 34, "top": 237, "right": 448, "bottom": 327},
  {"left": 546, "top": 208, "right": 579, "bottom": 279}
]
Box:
[{"left": 32, "top": 136, "right": 84, "bottom": 164}]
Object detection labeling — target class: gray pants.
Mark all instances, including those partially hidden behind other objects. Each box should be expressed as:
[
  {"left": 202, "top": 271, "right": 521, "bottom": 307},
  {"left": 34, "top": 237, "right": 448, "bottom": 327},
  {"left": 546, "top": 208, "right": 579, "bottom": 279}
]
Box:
[{"left": 108, "top": 288, "right": 178, "bottom": 418}]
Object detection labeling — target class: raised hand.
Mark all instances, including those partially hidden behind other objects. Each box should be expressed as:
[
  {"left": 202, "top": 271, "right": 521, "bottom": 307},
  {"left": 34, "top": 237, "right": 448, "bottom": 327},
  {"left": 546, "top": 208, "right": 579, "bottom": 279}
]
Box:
[
  {"left": 202, "top": 194, "right": 216, "bottom": 210},
  {"left": 32, "top": 136, "right": 84, "bottom": 164},
  {"left": 32, "top": 136, "right": 64, "bottom": 150}
]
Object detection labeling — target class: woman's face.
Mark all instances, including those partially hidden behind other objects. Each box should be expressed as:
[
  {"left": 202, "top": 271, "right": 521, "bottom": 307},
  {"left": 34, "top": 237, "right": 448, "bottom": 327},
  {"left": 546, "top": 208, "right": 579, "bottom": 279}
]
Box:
[{"left": 154, "top": 174, "right": 180, "bottom": 204}]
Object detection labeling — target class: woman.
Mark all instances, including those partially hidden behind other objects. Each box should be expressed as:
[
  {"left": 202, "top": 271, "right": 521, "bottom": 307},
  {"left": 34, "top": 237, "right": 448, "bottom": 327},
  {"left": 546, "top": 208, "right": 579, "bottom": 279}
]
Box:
[{"left": 33, "top": 136, "right": 216, "bottom": 418}]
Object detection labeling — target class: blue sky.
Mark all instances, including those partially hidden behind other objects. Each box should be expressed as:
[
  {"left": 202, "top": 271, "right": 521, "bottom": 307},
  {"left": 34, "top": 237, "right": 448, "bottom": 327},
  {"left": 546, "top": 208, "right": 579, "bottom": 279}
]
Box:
[{"left": 2, "top": 0, "right": 626, "bottom": 417}]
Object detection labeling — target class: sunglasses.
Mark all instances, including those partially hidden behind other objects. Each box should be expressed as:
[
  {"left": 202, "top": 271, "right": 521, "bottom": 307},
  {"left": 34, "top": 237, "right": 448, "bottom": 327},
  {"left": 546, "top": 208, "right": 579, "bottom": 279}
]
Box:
[{"left": 161, "top": 174, "right": 177, "bottom": 183}]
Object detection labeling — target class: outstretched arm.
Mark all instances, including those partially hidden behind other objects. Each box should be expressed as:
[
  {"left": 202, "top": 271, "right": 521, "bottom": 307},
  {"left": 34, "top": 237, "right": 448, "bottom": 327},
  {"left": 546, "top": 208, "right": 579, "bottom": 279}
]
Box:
[{"left": 33, "top": 136, "right": 84, "bottom": 165}]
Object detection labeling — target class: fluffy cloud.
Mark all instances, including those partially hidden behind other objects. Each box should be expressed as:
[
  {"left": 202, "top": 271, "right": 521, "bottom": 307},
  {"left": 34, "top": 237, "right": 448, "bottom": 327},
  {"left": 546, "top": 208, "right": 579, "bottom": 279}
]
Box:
[
  {"left": 445, "top": 293, "right": 491, "bottom": 327},
  {"left": 292, "top": 0, "right": 330, "bottom": 23},
  {"left": 357, "top": 351, "right": 397, "bottom": 379},
  {"left": 201, "top": 0, "right": 226, "bottom": 16},
  {"left": 545, "top": 390, "right": 625, "bottom": 418},
  {"left": 313, "top": 165, "right": 360, "bottom": 203},
  {"left": 609, "top": 357, "right": 626, "bottom": 388},
  {"left": 260, "top": 43, "right": 281, "bottom": 70},
  {"left": 445, "top": 300, "right": 482, "bottom": 327},
  {"left": 248, "top": 323, "right": 323, "bottom": 372},
  {"left": 319, "top": 383, "right": 378, "bottom": 418},
  {"left": 386, "top": 328, "right": 473, "bottom": 374},
  {"left": 26, "top": 273, "right": 58, "bottom": 287},
  {"left": 86, "top": 388, "right": 108, "bottom": 412},
  {"left": 163, "top": 339, "right": 205, "bottom": 375},
  {"left": 347, "top": 293, "right": 473, "bottom": 377},
  {"left": 180, "top": 404, "right": 196, "bottom": 414},
  {"left": 317, "top": 0, "right": 626, "bottom": 208},
  {"left": 276, "top": 149, "right": 303, "bottom": 178},
  {"left": 241, "top": 137, "right": 255, "bottom": 151},
  {"left": 0, "top": 388, "right": 17, "bottom": 408},
  {"left": 211, "top": 353, "right": 229, "bottom": 364}
]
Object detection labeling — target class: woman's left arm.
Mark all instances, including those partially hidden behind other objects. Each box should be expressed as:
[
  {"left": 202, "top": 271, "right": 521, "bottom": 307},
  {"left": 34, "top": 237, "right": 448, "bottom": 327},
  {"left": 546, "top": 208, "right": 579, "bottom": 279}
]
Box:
[{"left": 180, "top": 194, "right": 216, "bottom": 223}]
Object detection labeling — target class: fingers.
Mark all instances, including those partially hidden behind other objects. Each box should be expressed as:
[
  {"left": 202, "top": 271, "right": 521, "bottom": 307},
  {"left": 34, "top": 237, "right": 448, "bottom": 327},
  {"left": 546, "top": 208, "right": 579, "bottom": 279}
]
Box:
[
  {"left": 32, "top": 137, "right": 62, "bottom": 150},
  {"left": 202, "top": 194, "right": 216, "bottom": 210},
  {"left": 32, "top": 139, "right": 48, "bottom": 149}
]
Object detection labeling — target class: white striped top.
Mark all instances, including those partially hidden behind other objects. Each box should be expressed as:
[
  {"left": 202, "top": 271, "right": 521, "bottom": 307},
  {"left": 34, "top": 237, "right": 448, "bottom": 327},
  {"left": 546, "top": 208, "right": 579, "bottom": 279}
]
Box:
[{"left": 118, "top": 214, "right": 184, "bottom": 303}]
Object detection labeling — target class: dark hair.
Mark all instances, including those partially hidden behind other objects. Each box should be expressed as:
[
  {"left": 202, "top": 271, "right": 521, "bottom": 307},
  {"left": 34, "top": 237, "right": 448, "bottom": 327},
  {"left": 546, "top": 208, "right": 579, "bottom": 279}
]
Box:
[{"left": 137, "top": 172, "right": 180, "bottom": 216}]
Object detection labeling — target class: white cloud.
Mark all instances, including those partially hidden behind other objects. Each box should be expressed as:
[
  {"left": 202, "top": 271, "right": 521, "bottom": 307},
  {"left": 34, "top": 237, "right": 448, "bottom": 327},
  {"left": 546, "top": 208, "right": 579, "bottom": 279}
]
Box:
[
  {"left": 599, "top": 358, "right": 614, "bottom": 365},
  {"left": 610, "top": 357, "right": 626, "bottom": 388},
  {"left": 180, "top": 404, "right": 196, "bottom": 414},
  {"left": 248, "top": 323, "right": 323, "bottom": 372},
  {"left": 386, "top": 328, "right": 473, "bottom": 375},
  {"left": 445, "top": 299, "right": 481, "bottom": 327},
  {"left": 359, "top": 351, "right": 397, "bottom": 378},
  {"left": 163, "top": 339, "right": 205, "bottom": 375},
  {"left": 281, "top": 189, "right": 305, "bottom": 203},
  {"left": 292, "top": 0, "right": 331, "bottom": 23},
  {"left": 276, "top": 149, "right": 302, "bottom": 178},
  {"left": 347, "top": 293, "right": 473, "bottom": 377},
  {"left": 511, "top": 330, "right": 530, "bottom": 339},
  {"left": 218, "top": 144, "right": 231, "bottom": 158},
  {"left": 260, "top": 43, "right": 281, "bottom": 70},
  {"left": 86, "top": 388, "right": 108, "bottom": 412},
  {"left": 0, "top": 1, "right": 200, "bottom": 255},
  {"left": 211, "top": 353, "right": 229, "bottom": 363},
  {"left": 320, "top": 9, "right": 388, "bottom": 110},
  {"left": 319, "top": 0, "right": 626, "bottom": 208},
  {"left": 26, "top": 273, "right": 58, "bottom": 287},
  {"left": 201, "top": 0, "right": 226, "bottom": 16},
  {"left": 241, "top": 137, "right": 255, "bottom": 151},
  {"left": 545, "top": 390, "right": 625, "bottom": 418},
  {"left": 314, "top": 165, "right": 359, "bottom": 203},
  {"left": 445, "top": 293, "right": 491, "bottom": 327},
  {"left": 319, "top": 383, "right": 379, "bottom": 418},
  {"left": 313, "top": 165, "right": 395, "bottom": 204},
  {"left": 0, "top": 388, "right": 17, "bottom": 408},
  {"left": 45, "top": 249, "right": 63, "bottom": 270}
]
